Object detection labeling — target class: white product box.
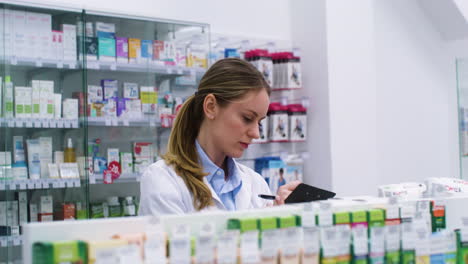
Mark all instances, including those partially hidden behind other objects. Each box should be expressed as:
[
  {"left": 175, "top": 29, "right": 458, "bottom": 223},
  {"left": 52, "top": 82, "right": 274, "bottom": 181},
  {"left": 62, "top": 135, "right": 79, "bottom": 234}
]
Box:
[
  {"left": 17, "top": 191, "right": 28, "bottom": 224},
  {"left": 31, "top": 80, "right": 41, "bottom": 118},
  {"left": 102, "top": 80, "right": 118, "bottom": 100},
  {"left": 48, "top": 163, "right": 59, "bottom": 178},
  {"left": 25, "top": 12, "right": 40, "bottom": 59},
  {"left": 120, "top": 152, "right": 133, "bottom": 174},
  {"left": 63, "top": 98, "right": 78, "bottom": 119},
  {"left": 95, "top": 22, "right": 115, "bottom": 38},
  {"left": 54, "top": 93, "right": 62, "bottom": 118},
  {"left": 39, "top": 137, "right": 53, "bottom": 178},
  {"left": 54, "top": 151, "right": 64, "bottom": 164},
  {"left": 269, "top": 112, "right": 289, "bottom": 141},
  {"left": 289, "top": 115, "right": 307, "bottom": 141},
  {"left": 1, "top": 9, "right": 14, "bottom": 57},
  {"left": 40, "top": 80, "right": 54, "bottom": 119},
  {"left": 37, "top": 13, "right": 52, "bottom": 60},
  {"left": 62, "top": 24, "right": 77, "bottom": 61},
  {"left": 30, "top": 204, "right": 38, "bottom": 222},
  {"left": 123, "top": 82, "right": 139, "bottom": 99},
  {"left": 107, "top": 148, "right": 120, "bottom": 164},
  {"left": 125, "top": 99, "right": 142, "bottom": 118},
  {"left": 102, "top": 99, "right": 117, "bottom": 117},
  {"left": 88, "top": 85, "right": 103, "bottom": 103},
  {"left": 4, "top": 78, "right": 14, "bottom": 118},
  {"left": 12, "top": 10, "right": 27, "bottom": 58},
  {"left": 14, "top": 86, "right": 32, "bottom": 118},
  {"left": 52, "top": 30, "right": 64, "bottom": 61},
  {"left": 39, "top": 195, "right": 53, "bottom": 214}
]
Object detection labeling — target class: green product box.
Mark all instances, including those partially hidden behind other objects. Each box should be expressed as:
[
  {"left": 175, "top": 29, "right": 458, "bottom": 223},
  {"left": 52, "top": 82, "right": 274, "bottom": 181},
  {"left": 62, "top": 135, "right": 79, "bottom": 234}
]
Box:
[
  {"left": 277, "top": 215, "right": 297, "bottom": 228},
  {"left": 456, "top": 231, "right": 468, "bottom": 264},
  {"left": 385, "top": 251, "right": 400, "bottom": 264},
  {"left": 430, "top": 202, "right": 446, "bottom": 232},
  {"left": 258, "top": 217, "right": 277, "bottom": 231},
  {"left": 400, "top": 250, "right": 415, "bottom": 264},
  {"left": 367, "top": 209, "right": 385, "bottom": 227},
  {"left": 352, "top": 211, "right": 368, "bottom": 224},
  {"left": 90, "top": 203, "right": 104, "bottom": 218},
  {"left": 33, "top": 240, "right": 88, "bottom": 264},
  {"left": 334, "top": 212, "right": 351, "bottom": 225},
  {"left": 227, "top": 218, "right": 258, "bottom": 232},
  {"left": 108, "top": 204, "right": 122, "bottom": 217}
]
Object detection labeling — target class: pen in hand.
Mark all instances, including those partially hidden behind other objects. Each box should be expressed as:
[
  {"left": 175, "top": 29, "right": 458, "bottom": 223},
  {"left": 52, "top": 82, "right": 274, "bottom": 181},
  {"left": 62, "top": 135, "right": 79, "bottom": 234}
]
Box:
[{"left": 258, "top": 194, "right": 276, "bottom": 200}]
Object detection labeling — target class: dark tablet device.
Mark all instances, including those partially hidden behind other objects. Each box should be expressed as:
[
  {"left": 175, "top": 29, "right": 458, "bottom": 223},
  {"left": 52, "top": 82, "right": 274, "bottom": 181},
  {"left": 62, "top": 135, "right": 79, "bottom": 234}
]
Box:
[{"left": 284, "top": 183, "right": 336, "bottom": 204}]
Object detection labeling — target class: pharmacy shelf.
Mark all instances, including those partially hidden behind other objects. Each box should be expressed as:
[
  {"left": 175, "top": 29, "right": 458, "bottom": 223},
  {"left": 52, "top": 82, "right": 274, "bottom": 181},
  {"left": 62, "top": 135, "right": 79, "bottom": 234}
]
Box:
[
  {"left": 3, "top": 56, "right": 79, "bottom": 70},
  {"left": 84, "top": 116, "right": 162, "bottom": 127},
  {"left": 2, "top": 56, "right": 207, "bottom": 77},
  {"left": 0, "top": 118, "right": 79, "bottom": 129},
  {"left": 89, "top": 172, "right": 141, "bottom": 184},
  {"left": 0, "top": 235, "right": 22, "bottom": 248},
  {"left": 0, "top": 178, "right": 81, "bottom": 191},
  {"left": 82, "top": 60, "right": 206, "bottom": 76}
]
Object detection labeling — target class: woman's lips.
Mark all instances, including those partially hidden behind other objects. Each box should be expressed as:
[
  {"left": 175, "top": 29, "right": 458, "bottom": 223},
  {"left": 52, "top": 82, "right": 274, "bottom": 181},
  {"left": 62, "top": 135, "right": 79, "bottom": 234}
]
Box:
[{"left": 240, "top": 142, "right": 249, "bottom": 149}]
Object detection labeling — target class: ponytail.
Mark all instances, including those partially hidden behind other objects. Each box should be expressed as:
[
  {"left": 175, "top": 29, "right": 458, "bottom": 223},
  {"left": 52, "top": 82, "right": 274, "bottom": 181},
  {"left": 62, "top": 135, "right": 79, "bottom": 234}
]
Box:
[{"left": 163, "top": 95, "right": 213, "bottom": 210}]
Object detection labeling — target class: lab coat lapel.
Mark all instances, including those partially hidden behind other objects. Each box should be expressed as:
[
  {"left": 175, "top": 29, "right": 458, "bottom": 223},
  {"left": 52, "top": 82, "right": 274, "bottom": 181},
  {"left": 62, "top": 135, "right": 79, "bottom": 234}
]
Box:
[
  {"left": 235, "top": 163, "right": 251, "bottom": 210},
  {"left": 203, "top": 177, "right": 225, "bottom": 210}
]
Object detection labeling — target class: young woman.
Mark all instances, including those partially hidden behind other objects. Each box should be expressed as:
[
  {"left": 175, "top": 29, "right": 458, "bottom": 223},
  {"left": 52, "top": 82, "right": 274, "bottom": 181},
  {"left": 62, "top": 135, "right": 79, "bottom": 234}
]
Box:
[{"left": 139, "top": 58, "right": 300, "bottom": 215}]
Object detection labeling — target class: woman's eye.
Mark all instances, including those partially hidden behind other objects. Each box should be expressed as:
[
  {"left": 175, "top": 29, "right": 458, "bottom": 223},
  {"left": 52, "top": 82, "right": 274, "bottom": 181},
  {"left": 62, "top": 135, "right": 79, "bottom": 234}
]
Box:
[{"left": 243, "top": 116, "right": 253, "bottom": 123}]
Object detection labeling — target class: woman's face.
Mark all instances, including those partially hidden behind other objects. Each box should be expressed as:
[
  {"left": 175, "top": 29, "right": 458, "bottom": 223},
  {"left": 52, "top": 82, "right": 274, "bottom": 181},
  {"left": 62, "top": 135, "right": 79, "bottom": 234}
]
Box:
[{"left": 209, "top": 89, "right": 270, "bottom": 158}]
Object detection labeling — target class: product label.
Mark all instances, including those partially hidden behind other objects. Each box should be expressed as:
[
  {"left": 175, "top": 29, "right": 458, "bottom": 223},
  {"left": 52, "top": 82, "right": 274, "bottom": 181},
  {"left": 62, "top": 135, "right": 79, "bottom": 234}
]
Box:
[
  {"left": 170, "top": 224, "right": 190, "bottom": 264},
  {"left": 217, "top": 230, "right": 239, "bottom": 264},
  {"left": 282, "top": 227, "right": 301, "bottom": 257},
  {"left": 321, "top": 226, "right": 338, "bottom": 258},
  {"left": 318, "top": 202, "right": 333, "bottom": 227},
  {"left": 303, "top": 226, "right": 320, "bottom": 255},
  {"left": 240, "top": 231, "right": 260, "bottom": 264},
  {"left": 261, "top": 229, "right": 280, "bottom": 258},
  {"left": 196, "top": 235, "right": 215, "bottom": 264},
  {"left": 385, "top": 225, "right": 401, "bottom": 252},
  {"left": 369, "top": 227, "right": 385, "bottom": 254},
  {"left": 353, "top": 225, "right": 369, "bottom": 256}
]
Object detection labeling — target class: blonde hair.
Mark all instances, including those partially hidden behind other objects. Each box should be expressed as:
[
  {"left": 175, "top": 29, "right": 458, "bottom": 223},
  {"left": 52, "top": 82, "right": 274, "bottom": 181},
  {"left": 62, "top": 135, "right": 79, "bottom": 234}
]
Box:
[{"left": 163, "top": 58, "right": 271, "bottom": 210}]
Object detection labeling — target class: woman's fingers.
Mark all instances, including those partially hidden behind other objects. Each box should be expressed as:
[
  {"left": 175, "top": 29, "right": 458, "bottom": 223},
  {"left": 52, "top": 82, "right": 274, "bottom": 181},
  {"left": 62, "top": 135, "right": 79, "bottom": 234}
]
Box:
[{"left": 275, "top": 180, "right": 302, "bottom": 205}]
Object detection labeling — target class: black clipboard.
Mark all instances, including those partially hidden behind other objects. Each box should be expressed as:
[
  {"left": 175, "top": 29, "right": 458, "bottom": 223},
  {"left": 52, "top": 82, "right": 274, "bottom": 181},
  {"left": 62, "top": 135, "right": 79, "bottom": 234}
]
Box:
[{"left": 284, "top": 183, "right": 336, "bottom": 204}]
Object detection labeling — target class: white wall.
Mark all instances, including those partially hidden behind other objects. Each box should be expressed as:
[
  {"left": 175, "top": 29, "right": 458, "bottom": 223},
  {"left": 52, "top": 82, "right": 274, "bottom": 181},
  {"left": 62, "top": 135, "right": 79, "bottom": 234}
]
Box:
[
  {"left": 290, "top": 0, "right": 458, "bottom": 196},
  {"left": 30, "top": 0, "right": 292, "bottom": 41},
  {"left": 375, "top": 0, "right": 457, "bottom": 185}
]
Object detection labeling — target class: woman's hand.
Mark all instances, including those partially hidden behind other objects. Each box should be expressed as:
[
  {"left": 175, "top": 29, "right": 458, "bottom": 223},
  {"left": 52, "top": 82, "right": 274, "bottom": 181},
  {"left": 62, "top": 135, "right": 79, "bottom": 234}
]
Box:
[{"left": 275, "top": 180, "right": 301, "bottom": 205}]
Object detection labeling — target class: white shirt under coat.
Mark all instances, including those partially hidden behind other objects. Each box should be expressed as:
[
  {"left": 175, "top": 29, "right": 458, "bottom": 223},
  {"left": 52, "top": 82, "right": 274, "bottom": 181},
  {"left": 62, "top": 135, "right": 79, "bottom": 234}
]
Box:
[{"left": 138, "top": 159, "right": 273, "bottom": 216}]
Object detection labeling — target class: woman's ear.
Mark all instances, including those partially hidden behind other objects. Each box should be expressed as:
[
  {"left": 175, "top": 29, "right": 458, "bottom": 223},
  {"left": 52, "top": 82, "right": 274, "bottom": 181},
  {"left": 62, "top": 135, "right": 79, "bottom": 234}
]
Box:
[{"left": 203, "top": 94, "right": 218, "bottom": 120}]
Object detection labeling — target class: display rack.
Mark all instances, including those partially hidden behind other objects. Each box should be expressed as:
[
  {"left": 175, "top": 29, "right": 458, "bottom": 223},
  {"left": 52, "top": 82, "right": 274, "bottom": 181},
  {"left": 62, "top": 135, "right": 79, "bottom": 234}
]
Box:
[
  {"left": 21, "top": 193, "right": 468, "bottom": 264},
  {"left": 0, "top": 2, "right": 210, "bottom": 263}
]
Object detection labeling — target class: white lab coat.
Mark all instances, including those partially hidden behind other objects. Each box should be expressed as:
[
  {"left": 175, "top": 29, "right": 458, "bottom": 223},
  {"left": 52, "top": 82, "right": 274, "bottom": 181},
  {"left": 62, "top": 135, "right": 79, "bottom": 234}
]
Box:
[{"left": 138, "top": 159, "right": 273, "bottom": 216}]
